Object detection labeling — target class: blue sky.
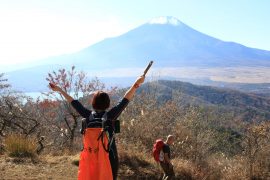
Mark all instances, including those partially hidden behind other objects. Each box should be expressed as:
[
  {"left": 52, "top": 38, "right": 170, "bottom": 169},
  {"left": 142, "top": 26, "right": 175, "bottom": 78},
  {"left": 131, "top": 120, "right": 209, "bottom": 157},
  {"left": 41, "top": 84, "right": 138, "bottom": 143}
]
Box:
[{"left": 0, "top": 0, "right": 270, "bottom": 71}]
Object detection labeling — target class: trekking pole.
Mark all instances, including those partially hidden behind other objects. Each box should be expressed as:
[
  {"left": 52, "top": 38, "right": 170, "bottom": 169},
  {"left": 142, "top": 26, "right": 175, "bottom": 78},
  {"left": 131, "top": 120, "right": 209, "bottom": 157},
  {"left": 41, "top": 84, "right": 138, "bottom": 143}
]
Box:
[{"left": 143, "top": 61, "right": 154, "bottom": 76}]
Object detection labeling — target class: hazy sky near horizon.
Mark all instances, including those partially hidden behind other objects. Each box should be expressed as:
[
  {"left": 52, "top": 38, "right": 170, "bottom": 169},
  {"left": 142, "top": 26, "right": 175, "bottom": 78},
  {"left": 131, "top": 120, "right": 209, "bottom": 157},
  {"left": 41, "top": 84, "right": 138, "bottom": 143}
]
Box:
[{"left": 1, "top": 0, "right": 270, "bottom": 71}]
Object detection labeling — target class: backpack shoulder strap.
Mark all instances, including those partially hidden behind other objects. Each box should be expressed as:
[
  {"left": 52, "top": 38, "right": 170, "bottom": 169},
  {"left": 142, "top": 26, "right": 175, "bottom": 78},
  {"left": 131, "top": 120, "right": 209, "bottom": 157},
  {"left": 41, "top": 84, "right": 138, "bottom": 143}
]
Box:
[
  {"left": 101, "top": 111, "right": 108, "bottom": 129},
  {"left": 98, "top": 111, "right": 116, "bottom": 153},
  {"left": 80, "top": 111, "right": 95, "bottom": 135},
  {"left": 80, "top": 118, "right": 86, "bottom": 134}
]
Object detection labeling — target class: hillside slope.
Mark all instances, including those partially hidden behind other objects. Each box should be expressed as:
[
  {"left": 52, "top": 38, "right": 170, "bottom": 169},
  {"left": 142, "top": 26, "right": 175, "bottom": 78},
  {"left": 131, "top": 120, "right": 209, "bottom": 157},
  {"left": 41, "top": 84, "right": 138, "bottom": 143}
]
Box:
[{"left": 141, "top": 80, "right": 270, "bottom": 121}]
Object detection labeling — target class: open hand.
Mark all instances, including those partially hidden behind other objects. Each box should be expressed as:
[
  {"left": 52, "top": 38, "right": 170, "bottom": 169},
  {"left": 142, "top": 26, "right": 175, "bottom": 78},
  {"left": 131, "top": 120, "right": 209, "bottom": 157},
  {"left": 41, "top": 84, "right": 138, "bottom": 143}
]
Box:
[
  {"left": 135, "top": 75, "right": 145, "bottom": 86},
  {"left": 48, "top": 83, "right": 62, "bottom": 92}
]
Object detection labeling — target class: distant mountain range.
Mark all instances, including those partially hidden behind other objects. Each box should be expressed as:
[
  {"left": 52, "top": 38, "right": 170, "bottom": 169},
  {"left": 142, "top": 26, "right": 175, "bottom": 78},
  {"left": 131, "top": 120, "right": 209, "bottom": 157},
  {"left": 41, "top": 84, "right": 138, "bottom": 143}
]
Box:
[
  {"left": 142, "top": 80, "right": 270, "bottom": 122},
  {"left": 6, "top": 16, "right": 270, "bottom": 92}
]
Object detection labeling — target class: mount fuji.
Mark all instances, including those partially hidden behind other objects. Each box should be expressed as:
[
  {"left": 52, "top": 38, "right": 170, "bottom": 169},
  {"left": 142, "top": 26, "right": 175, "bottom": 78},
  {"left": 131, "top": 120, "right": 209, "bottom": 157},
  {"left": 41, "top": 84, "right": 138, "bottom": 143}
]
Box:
[{"left": 6, "top": 16, "right": 270, "bottom": 92}]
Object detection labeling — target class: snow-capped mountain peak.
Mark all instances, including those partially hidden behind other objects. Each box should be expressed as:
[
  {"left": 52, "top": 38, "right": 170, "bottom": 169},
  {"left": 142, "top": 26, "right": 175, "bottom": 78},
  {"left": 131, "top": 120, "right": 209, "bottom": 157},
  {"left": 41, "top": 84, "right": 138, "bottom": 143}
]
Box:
[{"left": 148, "top": 16, "right": 182, "bottom": 26}]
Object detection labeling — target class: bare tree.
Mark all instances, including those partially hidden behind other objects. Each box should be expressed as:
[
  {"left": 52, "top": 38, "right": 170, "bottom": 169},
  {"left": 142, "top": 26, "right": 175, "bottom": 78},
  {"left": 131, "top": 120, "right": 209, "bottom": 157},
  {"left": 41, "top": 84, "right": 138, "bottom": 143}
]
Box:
[
  {"left": 242, "top": 122, "right": 270, "bottom": 179},
  {"left": 44, "top": 66, "right": 108, "bottom": 149},
  {"left": 0, "top": 74, "right": 40, "bottom": 137}
]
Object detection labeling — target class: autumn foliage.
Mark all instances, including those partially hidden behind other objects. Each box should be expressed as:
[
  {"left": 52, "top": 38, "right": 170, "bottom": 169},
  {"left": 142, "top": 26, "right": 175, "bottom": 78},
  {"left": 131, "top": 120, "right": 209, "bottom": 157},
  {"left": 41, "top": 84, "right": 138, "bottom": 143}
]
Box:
[{"left": 0, "top": 68, "right": 269, "bottom": 179}]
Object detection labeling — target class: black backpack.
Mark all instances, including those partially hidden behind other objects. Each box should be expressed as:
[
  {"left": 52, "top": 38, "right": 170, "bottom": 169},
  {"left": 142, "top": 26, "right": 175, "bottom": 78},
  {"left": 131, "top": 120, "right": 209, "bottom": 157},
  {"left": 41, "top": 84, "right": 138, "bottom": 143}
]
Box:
[
  {"left": 80, "top": 111, "right": 120, "bottom": 134},
  {"left": 80, "top": 111, "right": 120, "bottom": 152}
]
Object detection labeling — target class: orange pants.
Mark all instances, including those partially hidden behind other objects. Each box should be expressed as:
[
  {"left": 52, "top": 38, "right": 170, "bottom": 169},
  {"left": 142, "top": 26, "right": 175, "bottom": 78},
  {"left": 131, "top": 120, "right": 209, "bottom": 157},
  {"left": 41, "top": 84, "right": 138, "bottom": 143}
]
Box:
[{"left": 78, "top": 128, "right": 113, "bottom": 180}]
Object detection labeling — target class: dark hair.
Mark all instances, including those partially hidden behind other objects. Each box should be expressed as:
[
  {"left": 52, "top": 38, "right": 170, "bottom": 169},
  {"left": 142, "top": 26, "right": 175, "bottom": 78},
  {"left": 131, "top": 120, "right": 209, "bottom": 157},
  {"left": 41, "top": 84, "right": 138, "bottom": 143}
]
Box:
[{"left": 92, "top": 91, "right": 110, "bottom": 111}]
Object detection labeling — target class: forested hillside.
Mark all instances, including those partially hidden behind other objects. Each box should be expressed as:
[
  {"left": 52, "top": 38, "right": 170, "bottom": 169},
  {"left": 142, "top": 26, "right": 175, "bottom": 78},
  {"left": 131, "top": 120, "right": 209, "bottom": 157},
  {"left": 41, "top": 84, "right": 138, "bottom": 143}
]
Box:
[
  {"left": 139, "top": 80, "right": 270, "bottom": 122},
  {"left": 1, "top": 70, "right": 269, "bottom": 179}
]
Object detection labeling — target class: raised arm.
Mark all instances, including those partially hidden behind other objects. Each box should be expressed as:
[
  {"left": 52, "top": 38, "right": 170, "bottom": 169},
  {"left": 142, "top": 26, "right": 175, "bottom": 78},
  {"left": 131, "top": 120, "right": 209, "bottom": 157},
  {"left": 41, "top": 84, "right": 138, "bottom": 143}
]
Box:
[
  {"left": 49, "top": 83, "right": 74, "bottom": 103},
  {"left": 49, "top": 83, "right": 91, "bottom": 117},
  {"left": 124, "top": 75, "right": 145, "bottom": 101}
]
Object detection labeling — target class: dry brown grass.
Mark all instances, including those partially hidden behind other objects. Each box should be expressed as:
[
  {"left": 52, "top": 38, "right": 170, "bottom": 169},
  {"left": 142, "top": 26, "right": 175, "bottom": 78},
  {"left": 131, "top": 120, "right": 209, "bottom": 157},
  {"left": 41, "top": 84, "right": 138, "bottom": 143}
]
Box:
[
  {"left": 172, "top": 158, "right": 207, "bottom": 180},
  {"left": 0, "top": 154, "right": 78, "bottom": 180},
  {"left": 4, "top": 134, "right": 37, "bottom": 158},
  {"left": 206, "top": 154, "right": 248, "bottom": 180},
  {"left": 2, "top": 142, "right": 264, "bottom": 180},
  {"left": 117, "top": 142, "right": 209, "bottom": 180}
]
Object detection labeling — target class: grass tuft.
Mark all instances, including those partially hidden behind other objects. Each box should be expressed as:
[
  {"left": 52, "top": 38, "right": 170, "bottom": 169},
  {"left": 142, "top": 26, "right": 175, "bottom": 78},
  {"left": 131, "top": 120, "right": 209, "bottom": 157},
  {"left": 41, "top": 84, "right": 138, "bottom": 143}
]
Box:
[{"left": 5, "top": 134, "right": 37, "bottom": 158}]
